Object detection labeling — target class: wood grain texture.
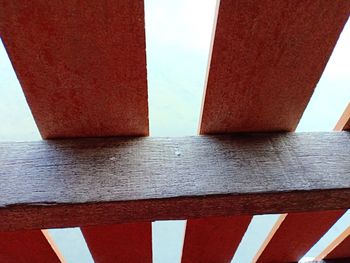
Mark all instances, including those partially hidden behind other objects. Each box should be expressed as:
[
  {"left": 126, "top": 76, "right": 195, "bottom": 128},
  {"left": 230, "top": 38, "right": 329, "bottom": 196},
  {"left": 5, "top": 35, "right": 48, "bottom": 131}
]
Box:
[
  {"left": 200, "top": 0, "right": 350, "bottom": 134},
  {"left": 0, "top": 0, "right": 148, "bottom": 138},
  {"left": 181, "top": 216, "right": 252, "bottom": 263},
  {"left": 311, "top": 104, "right": 350, "bottom": 261},
  {"left": 255, "top": 211, "right": 344, "bottom": 263},
  {"left": 81, "top": 222, "right": 151, "bottom": 263},
  {"left": 0, "top": 2, "right": 150, "bottom": 260},
  {"left": 0, "top": 230, "right": 61, "bottom": 263},
  {"left": 0, "top": 132, "right": 350, "bottom": 230},
  {"left": 255, "top": 104, "right": 350, "bottom": 263},
  {"left": 182, "top": 3, "right": 248, "bottom": 261}
]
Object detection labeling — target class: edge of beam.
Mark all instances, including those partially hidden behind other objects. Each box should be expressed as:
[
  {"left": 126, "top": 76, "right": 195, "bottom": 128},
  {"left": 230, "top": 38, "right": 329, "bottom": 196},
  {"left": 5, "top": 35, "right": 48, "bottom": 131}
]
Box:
[{"left": 0, "top": 132, "right": 350, "bottom": 231}]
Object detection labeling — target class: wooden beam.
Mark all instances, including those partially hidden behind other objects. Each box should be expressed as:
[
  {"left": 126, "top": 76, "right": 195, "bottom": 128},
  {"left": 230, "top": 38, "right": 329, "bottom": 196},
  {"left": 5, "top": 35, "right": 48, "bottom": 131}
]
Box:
[
  {"left": 254, "top": 106, "right": 350, "bottom": 262},
  {"left": 335, "top": 103, "right": 350, "bottom": 131},
  {"left": 0, "top": 230, "right": 62, "bottom": 262},
  {"left": 310, "top": 104, "right": 350, "bottom": 261},
  {"left": 0, "top": 1, "right": 151, "bottom": 260},
  {"left": 181, "top": 216, "right": 251, "bottom": 263},
  {"left": 251, "top": 214, "right": 287, "bottom": 262},
  {"left": 255, "top": 211, "right": 344, "bottom": 263},
  {"left": 81, "top": 222, "right": 152, "bottom": 263},
  {"left": 41, "top": 230, "right": 67, "bottom": 263},
  {"left": 198, "top": 1, "right": 350, "bottom": 261},
  {"left": 182, "top": 1, "right": 253, "bottom": 260},
  {"left": 326, "top": 236, "right": 350, "bottom": 260},
  {"left": 315, "top": 225, "right": 350, "bottom": 261},
  {"left": 0, "top": 132, "right": 350, "bottom": 231},
  {"left": 200, "top": 0, "right": 350, "bottom": 134},
  {"left": 0, "top": 0, "right": 149, "bottom": 138}
]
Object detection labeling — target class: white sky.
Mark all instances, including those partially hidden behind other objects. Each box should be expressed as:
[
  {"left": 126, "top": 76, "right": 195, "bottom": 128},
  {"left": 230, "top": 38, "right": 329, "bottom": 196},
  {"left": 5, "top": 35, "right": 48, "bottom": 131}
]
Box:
[{"left": 0, "top": 1, "right": 349, "bottom": 262}]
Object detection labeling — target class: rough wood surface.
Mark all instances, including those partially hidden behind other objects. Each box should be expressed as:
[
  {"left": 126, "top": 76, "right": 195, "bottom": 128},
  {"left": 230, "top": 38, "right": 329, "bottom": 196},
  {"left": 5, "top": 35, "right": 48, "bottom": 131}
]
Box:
[
  {"left": 255, "top": 211, "right": 344, "bottom": 263},
  {"left": 0, "top": 230, "right": 61, "bottom": 263},
  {"left": 0, "top": 132, "right": 350, "bottom": 230},
  {"left": 255, "top": 105, "right": 350, "bottom": 263},
  {"left": 0, "top": 2, "right": 150, "bottom": 260},
  {"left": 82, "top": 222, "right": 152, "bottom": 263},
  {"left": 0, "top": 0, "right": 148, "bottom": 138},
  {"left": 200, "top": 0, "right": 350, "bottom": 134},
  {"left": 181, "top": 216, "right": 251, "bottom": 263}
]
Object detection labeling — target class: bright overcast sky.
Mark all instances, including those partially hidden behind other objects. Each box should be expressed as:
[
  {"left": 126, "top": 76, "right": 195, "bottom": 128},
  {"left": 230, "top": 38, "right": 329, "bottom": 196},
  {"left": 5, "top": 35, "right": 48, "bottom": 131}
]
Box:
[{"left": 0, "top": 1, "right": 349, "bottom": 262}]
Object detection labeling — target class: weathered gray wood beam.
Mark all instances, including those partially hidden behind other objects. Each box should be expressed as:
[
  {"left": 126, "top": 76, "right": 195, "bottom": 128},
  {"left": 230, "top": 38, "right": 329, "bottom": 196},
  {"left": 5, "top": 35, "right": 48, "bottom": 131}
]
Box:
[{"left": 0, "top": 132, "right": 349, "bottom": 231}]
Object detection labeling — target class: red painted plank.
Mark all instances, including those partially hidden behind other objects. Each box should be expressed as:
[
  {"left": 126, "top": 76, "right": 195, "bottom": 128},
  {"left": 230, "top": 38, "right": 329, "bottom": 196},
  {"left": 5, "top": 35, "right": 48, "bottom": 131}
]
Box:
[
  {"left": 312, "top": 106, "right": 350, "bottom": 261},
  {"left": 0, "top": 230, "right": 61, "bottom": 263},
  {"left": 181, "top": 216, "right": 252, "bottom": 263},
  {"left": 315, "top": 226, "right": 350, "bottom": 261},
  {"left": 325, "top": 235, "right": 350, "bottom": 260},
  {"left": 200, "top": 0, "right": 350, "bottom": 134},
  {"left": 313, "top": 106, "right": 350, "bottom": 261},
  {"left": 1, "top": 1, "right": 151, "bottom": 262},
  {"left": 255, "top": 103, "right": 350, "bottom": 263},
  {"left": 0, "top": 0, "right": 148, "bottom": 139},
  {"left": 82, "top": 222, "right": 152, "bottom": 263},
  {"left": 191, "top": 1, "right": 350, "bottom": 261},
  {"left": 335, "top": 103, "right": 350, "bottom": 131},
  {"left": 197, "top": 1, "right": 350, "bottom": 262},
  {"left": 255, "top": 211, "right": 344, "bottom": 263}
]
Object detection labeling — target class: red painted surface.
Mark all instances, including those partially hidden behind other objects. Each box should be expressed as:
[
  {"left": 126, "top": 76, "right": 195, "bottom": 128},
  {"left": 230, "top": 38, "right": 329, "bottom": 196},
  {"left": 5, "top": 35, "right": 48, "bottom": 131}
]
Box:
[
  {"left": 325, "top": 235, "right": 350, "bottom": 260},
  {"left": 198, "top": 1, "right": 350, "bottom": 262},
  {"left": 82, "top": 222, "right": 152, "bottom": 263},
  {"left": 335, "top": 103, "right": 350, "bottom": 131},
  {"left": 256, "top": 101, "right": 350, "bottom": 262},
  {"left": 181, "top": 216, "right": 252, "bottom": 263},
  {"left": 322, "top": 105, "right": 350, "bottom": 260},
  {"left": 256, "top": 211, "right": 344, "bottom": 263},
  {"left": 0, "top": 230, "right": 60, "bottom": 263},
  {"left": 1, "top": 1, "right": 349, "bottom": 262},
  {"left": 344, "top": 120, "right": 350, "bottom": 130},
  {"left": 0, "top": 0, "right": 149, "bottom": 138},
  {"left": 1, "top": 1, "right": 151, "bottom": 262},
  {"left": 200, "top": 0, "right": 350, "bottom": 134}
]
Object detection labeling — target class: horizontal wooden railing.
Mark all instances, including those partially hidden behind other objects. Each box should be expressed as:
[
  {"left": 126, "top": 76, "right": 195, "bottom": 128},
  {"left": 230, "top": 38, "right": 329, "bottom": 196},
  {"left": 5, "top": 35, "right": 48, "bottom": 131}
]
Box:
[
  {"left": 1, "top": 1, "right": 349, "bottom": 262},
  {"left": 0, "top": 132, "right": 349, "bottom": 231}
]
